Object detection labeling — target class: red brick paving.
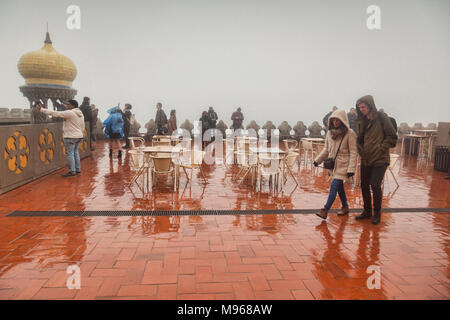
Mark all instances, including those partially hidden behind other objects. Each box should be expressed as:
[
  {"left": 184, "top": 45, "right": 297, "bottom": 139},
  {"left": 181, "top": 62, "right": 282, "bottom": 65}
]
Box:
[{"left": 0, "top": 141, "right": 448, "bottom": 300}]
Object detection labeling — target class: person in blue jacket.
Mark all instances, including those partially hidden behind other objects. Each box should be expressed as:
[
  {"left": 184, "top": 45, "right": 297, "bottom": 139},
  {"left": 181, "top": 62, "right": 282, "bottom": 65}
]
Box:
[{"left": 103, "top": 104, "right": 124, "bottom": 158}]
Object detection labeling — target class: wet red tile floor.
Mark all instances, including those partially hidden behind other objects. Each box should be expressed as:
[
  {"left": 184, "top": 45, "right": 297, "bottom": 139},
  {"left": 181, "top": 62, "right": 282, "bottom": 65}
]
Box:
[{"left": 0, "top": 141, "right": 448, "bottom": 300}]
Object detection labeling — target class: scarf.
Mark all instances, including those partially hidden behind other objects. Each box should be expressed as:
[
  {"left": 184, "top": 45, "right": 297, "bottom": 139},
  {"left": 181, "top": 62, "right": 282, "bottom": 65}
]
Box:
[{"left": 330, "top": 127, "right": 344, "bottom": 140}]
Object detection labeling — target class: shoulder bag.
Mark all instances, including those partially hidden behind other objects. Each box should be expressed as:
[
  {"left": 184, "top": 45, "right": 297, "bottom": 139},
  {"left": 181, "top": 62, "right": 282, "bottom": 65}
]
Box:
[{"left": 323, "top": 134, "right": 346, "bottom": 170}]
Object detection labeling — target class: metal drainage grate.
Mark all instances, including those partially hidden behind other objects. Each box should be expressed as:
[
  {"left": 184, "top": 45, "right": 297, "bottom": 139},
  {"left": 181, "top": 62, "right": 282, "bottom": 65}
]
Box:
[
  {"left": 6, "top": 208, "right": 450, "bottom": 217},
  {"left": 7, "top": 211, "right": 84, "bottom": 217}
]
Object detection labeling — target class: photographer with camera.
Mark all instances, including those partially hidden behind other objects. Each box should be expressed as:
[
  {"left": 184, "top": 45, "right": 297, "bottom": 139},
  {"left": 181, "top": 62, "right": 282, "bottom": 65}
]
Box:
[
  {"left": 36, "top": 99, "right": 85, "bottom": 177},
  {"left": 313, "top": 109, "right": 358, "bottom": 219}
]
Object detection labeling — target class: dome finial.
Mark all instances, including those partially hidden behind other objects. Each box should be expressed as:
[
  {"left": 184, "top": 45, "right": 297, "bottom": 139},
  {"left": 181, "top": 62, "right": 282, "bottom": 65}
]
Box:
[{"left": 45, "top": 22, "right": 52, "bottom": 44}]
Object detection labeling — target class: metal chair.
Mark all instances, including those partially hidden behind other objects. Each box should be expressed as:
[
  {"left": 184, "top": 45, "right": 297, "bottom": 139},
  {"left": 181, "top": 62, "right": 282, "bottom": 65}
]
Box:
[
  {"left": 128, "top": 137, "right": 145, "bottom": 149},
  {"left": 283, "top": 139, "right": 298, "bottom": 152},
  {"left": 149, "top": 154, "right": 175, "bottom": 188},
  {"left": 152, "top": 137, "right": 171, "bottom": 146},
  {"left": 283, "top": 151, "right": 299, "bottom": 187},
  {"left": 258, "top": 153, "right": 282, "bottom": 192},
  {"left": 301, "top": 140, "right": 315, "bottom": 168},
  {"left": 179, "top": 149, "right": 207, "bottom": 185},
  {"left": 383, "top": 153, "right": 400, "bottom": 189},
  {"left": 127, "top": 149, "right": 151, "bottom": 192},
  {"left": 283, "top": 139, "right": 300, "bottom": 167},
  {"left": 233, "top": 139, "right": 257, "bottom": 183}
]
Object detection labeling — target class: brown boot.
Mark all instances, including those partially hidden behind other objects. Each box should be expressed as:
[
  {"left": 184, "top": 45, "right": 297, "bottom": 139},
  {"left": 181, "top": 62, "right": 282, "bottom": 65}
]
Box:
[
  {"left": 338, "top": 205, "right": 349, "bottom": 216},
  {"left": 315, "top": 208, "right": 328, "bottom": 219}
]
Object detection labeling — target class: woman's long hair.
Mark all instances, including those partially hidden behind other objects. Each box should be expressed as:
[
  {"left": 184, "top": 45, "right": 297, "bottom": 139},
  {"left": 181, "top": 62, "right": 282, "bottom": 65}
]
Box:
[{"left": 328, "top": 118, "right": 348, "bottom": 139}]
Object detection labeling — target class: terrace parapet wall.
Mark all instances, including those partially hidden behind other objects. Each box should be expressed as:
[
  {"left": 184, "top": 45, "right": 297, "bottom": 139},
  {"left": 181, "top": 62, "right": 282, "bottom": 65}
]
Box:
[{"left": 0, "top": 122, "right": 91, "bottom": 195}]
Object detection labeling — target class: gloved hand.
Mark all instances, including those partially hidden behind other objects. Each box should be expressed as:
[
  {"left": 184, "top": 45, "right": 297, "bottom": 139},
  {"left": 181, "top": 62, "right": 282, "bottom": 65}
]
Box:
[
  {"left": 347, "top": 172, "right": 354, "bottom": 178},
  {"left": 313, "top": 161, "right": 318, "bottom": 167}
]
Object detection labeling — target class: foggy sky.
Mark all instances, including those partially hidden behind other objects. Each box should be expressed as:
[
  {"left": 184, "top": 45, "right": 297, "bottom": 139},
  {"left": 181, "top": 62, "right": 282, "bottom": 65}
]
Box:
[{"left": 1, "top": 0, "right": 449, "bottom": 130}]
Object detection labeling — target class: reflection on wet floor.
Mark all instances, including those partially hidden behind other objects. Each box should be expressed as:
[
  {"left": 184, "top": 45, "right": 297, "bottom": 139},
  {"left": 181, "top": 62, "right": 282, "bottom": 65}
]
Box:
[{"left": 0, "top": 141, "right": 448, "bottom": 299}]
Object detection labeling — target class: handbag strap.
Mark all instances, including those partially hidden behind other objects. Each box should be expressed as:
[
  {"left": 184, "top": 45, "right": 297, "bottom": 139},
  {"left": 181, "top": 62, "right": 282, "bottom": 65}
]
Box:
[
  {"left": 334, "top": 133, "right": 346, "bottom": 161},
  {"left": 329, "top": 133, "right": 346, "bottom": 173}
]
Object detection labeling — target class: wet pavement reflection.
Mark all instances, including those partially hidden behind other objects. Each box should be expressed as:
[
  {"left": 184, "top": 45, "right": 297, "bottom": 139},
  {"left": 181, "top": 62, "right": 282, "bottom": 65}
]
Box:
[{"left": 0, "top": 141, "right": 448, "bottom": 299}]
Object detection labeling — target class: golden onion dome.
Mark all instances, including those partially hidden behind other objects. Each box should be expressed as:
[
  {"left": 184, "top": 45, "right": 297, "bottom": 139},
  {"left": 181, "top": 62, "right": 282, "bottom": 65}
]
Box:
[{"left": 17, "top": 32, "right": 77, "bottom": 87}]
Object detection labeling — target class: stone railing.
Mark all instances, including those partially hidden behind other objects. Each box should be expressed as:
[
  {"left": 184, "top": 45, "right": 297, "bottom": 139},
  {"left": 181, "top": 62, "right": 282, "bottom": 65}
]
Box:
[
  {"left": 0, "top": 122, "right": 91, "bottom": 194},
  {"left": 94, "top": 115, "right": 438, "bottom": 142},
  {"left": 0, "top": 108, "right": 32, "bottom": 124}
]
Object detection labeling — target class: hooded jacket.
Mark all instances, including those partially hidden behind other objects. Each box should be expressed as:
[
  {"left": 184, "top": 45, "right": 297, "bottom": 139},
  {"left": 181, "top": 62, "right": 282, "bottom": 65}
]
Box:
[
  {"left": 314, "top": 109, "right": 358, "bottom": 182},
  {"left": 355, "top": 95, "right": 397, "bottom": 166},
  {"left": 79, "top": 98, "right": 92, "bottom": 124},
  {"left": 120, "top": 109, "right": 132, "bottom": 131},
  {"left": 231, "top": 110, "right": 244, "bottom": 129},
  {"left": 40, "top": 108, "right": 85, "bottom": 139},
  {"left": 103, "top": 106, "right": 124, "bottom": 138},
  {"left": 208, "top": 109, "right": 218, "bottom": 126},
  {"left": 155, "top": 109, "right": 168, "bottom": 128},
  {"left": 168, "top": 114, "right": 177, "bottom": 135}
]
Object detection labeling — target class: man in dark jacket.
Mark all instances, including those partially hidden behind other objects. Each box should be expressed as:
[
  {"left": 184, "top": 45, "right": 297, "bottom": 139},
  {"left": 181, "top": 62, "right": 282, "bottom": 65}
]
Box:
[
  {"left": 347, "top": 107, "right": 358, "bottom": 133},
  {"left": 91, "top": 104, "right": 99, "bottom": 142},
  {"left": 208, "top": 107, "right": 218, "bottom": 129},
  {"left": 200, "top": 111, "right": 210, "bottom": 147},
  {"left": 231, "top": 107, "right": 244, "bottom": 130},
  {"left": 155, "top": 102, "right": 168, "bottom": 135},
  {"left": 120, "top": 104, "right": 132, "bottom": 148},
  {"left": 355, "top": 95, "right": 398, "bottom": 225},
  {"left": 79, "top": 97, "right": 94, "bottom": 150}
]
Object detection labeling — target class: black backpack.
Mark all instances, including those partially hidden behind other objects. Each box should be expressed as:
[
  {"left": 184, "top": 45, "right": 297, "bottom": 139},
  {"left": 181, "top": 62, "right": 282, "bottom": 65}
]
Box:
[
  {"left": 389, "top": 116, "right": 397, "bottom": 132},
  {"left": 378, "top": 112, "right": 397, "bottom": 147}
]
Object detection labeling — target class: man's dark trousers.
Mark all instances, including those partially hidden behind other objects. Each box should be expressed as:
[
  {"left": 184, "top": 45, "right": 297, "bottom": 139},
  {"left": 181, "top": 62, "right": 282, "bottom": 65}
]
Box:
[
  {"left": 124, "top": 126, "right": 130, "bottom": 148},
  {"left": 360, "top": 163, "right": 388, "bottom": 212}
]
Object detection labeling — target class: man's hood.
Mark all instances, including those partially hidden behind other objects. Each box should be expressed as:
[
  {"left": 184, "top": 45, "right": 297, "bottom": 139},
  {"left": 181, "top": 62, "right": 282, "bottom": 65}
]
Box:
[
  {"left": 73, "top": 108, "right": 83, "bottom": 117},
  {"left": 356, "top": 95, "right": 377, "bottom": 118},
  {"left": 328, "top": 109, "right": 350, "bottom": 130}
]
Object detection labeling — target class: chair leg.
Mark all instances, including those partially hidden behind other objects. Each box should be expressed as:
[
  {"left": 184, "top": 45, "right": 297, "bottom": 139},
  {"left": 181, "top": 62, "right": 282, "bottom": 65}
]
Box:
[
  {"left": 390, "top": 167, "right": 399, "bottom": 188},
  {"left": 233, "top": 167, "right": 244, "bottom": 181},
  {"left": 183, "top": 167, "right": 189, "bottom": 181},
  {"left": 199, "top": 167, "right": 207, "bottom": 184},
  {"left": 239, "top": 168, "right": 250, "bottom": 185},
  {"left": 288, "top": 167, "right": 298, "bottom": 187}
]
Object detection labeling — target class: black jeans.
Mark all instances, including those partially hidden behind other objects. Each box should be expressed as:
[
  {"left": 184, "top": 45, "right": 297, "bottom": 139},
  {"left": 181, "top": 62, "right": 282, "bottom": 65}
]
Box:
[
  {"left": 360, "top": 163, "right": 388, "bottom": 212},
  {"left": 124, "top": 126, "right": 130, "bottom": 147}
]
